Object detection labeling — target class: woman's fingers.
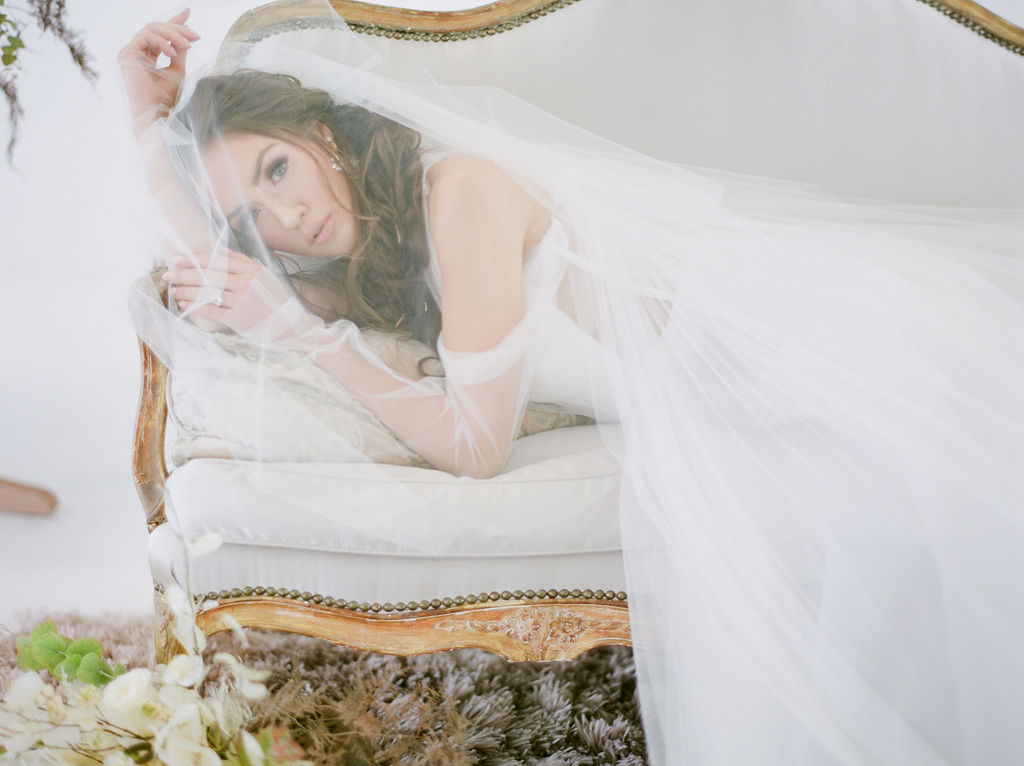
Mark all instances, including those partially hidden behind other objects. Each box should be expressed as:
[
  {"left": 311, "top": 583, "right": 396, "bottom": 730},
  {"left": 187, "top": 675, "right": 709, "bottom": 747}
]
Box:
[
  {"left": 164, "top": 266, "right": 246, "bottom": 290},
  {"left": 171, "top": 285, "right": 233, "bottom": 305},
  {"left": 121, "top": 25, "right": 193, "bottom": 62},
  {"left": 167, "top": 8, "right": 192, "bottom": 26},
  {"left": 167, "top": 249, "right": 292, "bottom": 336},
  {"left": 143, "top": 27, "right": 194, "bottom": 58},
  {"left": 120, "top": 19, "right": 198, "bottom": 67},
  {"left": 170, "top": 249, "right": 258, "bottom": 273},
  {"left": 164, "top": 250, "right": 261, "bottom": 306}
]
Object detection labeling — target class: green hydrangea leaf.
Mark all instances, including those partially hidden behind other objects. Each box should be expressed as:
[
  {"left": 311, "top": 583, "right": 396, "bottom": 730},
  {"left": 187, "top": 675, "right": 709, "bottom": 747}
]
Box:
[
  {"left": 66, "top": 638, "right": 103, "bottom": 657},
  {"left": 76, "top": 653, "right": 107, "bottom": 686},
  {"left": 16, "top": 636, "right": 44, "bottom": 671},
  {"left": 97, "top": 657, "right": 116, "bottom": 680},
  {"left": 30, "top": 621, "right": 57, "bottom": 640},
  {"left": 31, "top": 632, "right": 68, "bottom": 669},
  {"left": 53, "top": 653, "right": 83, "bottom": 682}
]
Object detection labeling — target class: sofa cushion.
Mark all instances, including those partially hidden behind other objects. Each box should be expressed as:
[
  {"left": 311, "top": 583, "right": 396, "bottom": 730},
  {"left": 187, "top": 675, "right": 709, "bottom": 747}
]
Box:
[{"left": 153, "top": 425, "right": 627, "bottom": 602}]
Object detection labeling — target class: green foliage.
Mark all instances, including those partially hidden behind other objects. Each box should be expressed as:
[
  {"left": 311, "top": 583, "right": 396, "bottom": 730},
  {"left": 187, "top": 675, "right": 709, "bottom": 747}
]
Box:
[
  {"left": 15, "top": 620, "right": 126, "bottom": 686},
  {"left": 123, "top": 740, "right": 154, "bottom": 763},
  {"left": 0, "top": 1, "right": 23, "bottom": 68}
]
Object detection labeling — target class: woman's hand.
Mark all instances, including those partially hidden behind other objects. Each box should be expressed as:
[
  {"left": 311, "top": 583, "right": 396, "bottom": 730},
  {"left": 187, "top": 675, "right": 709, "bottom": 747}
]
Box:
[
  {"left": 118, "top": 10, "right": 199, "bottom": 136},
  {"left": 164, "top": 249, "right": 321, "bottom": 344}
]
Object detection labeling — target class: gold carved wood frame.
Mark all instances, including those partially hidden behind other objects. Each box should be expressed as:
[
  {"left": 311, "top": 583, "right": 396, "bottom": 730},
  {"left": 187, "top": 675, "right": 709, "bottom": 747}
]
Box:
[
  {"left": 226, "top": 0, "right": 584, "bottom": 43},
  {"left": 223, "top": 0, "right": 1024, "bottom": 53}
]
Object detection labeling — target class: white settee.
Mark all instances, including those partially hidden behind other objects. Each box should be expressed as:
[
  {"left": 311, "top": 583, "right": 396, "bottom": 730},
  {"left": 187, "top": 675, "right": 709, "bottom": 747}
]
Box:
[{"left": 137, "top": 0, "right": 1024, "bottom": 662}]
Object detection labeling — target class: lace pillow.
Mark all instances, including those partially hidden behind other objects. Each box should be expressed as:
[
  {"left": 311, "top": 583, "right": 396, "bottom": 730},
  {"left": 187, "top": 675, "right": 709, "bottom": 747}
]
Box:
[
  {"left": 169, "top": 329, "right": 432, "bottom": 468},
  {"left": 168, "top": 328, "right": 594, "bottom": 469}
]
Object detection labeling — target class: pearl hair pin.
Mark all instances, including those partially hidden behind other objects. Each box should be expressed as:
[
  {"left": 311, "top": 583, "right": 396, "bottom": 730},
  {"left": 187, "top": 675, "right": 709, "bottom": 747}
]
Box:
[{"left": 324, "top": 133, "right": 344, "bottom": 171}]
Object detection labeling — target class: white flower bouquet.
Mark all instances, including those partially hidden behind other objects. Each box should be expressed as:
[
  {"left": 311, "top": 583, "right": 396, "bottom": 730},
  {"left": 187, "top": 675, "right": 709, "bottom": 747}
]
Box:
[{"left": 0, "top": 589, "right": 309, "bottom": 765}]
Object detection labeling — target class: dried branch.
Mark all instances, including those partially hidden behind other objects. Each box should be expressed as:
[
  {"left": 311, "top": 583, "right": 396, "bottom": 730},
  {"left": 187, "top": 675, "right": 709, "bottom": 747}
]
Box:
[{"left": 0, "top": 0, "right": 96, "bottom": 160}]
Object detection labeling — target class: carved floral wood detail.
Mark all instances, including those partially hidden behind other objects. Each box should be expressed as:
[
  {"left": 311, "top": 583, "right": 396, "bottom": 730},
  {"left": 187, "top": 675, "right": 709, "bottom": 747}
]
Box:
[
  {"left": 435, "top": 605, "right": 627, "bottom": 660},
  {"left": 184, "top": 596, "right": 631, "bottom": 663}
]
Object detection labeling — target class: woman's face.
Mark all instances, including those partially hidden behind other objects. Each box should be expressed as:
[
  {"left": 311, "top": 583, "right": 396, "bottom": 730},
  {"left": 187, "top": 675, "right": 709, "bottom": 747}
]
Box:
[{"left": 202, "top": 127, "right": 358, "bottom": 258}]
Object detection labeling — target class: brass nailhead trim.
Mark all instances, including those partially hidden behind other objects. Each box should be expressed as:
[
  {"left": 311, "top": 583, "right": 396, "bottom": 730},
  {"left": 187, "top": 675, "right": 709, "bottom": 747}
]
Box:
[
  {"left": 157, "top": 582, "right": 628, "bottom": 613},
  {"left": 347, "top": 0, "right": 582, "bottom": 42},
  {"left": 913, "top": 0, "right": 1024, "bottom": 56}
]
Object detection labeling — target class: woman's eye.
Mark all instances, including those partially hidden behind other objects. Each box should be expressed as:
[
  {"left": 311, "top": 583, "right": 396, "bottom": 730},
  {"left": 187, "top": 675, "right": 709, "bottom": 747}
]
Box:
[{"left": 267, "top": 158, "right": 287, "bottom": 183}]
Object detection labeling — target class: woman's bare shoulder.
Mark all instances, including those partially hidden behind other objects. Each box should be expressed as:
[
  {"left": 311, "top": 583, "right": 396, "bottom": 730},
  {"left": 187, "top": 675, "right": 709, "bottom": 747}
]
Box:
[
  {"left": 425, "top": 154, "right": 505, "bottom": 189},
  {"left": 426, "top": 155, "right": 548, "bottom": 255}
]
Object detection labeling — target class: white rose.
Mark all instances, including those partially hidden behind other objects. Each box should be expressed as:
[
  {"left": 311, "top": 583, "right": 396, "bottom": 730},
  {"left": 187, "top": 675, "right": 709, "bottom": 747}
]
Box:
[{"left": 100, "top": 668, "right": 159, "bottom": 737}]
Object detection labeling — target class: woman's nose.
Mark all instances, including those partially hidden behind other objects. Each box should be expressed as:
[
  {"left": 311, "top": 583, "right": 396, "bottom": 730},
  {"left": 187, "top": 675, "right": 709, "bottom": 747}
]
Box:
[{"left": 268, "top": 198, "right": 305, "bottom": 229}]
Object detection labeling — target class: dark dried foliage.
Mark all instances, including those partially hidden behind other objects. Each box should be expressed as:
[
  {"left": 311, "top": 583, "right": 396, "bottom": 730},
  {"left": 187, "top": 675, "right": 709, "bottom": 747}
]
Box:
[{"left": 1, "top": 0, "right": 96, "bottom": 159}]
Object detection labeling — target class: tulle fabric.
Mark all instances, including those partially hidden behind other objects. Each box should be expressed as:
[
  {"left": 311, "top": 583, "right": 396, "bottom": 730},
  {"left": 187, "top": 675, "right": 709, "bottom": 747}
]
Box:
[{"left": 128, "top": 5, "right": 1024, "bottom": 764}]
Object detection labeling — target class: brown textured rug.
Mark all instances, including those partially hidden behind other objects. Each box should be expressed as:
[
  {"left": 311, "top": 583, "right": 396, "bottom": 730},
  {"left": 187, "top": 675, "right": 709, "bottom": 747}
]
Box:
[{"left": 0, "top": 611, "right": 647, "bottom": 765}]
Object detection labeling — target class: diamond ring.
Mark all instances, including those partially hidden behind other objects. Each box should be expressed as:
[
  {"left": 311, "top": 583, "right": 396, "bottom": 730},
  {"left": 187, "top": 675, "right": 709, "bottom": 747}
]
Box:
[{"left": 213, "top": 289, "right": 225, "bottom": 308}]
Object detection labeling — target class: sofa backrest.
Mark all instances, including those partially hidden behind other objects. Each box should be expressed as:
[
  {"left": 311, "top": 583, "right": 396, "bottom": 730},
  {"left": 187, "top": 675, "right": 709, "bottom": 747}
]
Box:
[{"left": 233, "top": 0, "right": 1024, "bottom": 206}]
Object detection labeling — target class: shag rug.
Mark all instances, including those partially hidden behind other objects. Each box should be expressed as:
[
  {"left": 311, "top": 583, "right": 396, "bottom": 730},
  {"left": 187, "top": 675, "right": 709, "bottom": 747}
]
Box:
[{"left": 0, "top": 611, "right": 647, "bottom": 765}]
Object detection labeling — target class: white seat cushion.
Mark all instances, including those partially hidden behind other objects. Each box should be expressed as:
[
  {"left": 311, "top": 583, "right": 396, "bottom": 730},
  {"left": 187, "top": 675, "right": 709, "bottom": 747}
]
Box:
[{"left": 149, "top": 425, "right": 627, "bottom": 604}]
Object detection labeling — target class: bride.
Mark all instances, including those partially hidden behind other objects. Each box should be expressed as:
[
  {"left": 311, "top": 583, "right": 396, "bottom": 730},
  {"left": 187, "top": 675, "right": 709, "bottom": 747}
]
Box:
[{"left": 120, "top": 6, "right": 1024, "bottom": 765}]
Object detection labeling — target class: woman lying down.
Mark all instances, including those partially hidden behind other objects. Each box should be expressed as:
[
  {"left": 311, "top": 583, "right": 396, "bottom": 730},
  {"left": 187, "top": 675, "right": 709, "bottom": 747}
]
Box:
[{"left": 120, "top": 7, "right": 1024, "bottom": 766}]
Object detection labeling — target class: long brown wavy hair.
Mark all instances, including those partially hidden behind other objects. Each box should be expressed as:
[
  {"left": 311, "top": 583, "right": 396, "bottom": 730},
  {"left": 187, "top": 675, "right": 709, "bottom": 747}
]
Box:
[{"left": 181, "top": 70, "right": 441, "bottom": 354}]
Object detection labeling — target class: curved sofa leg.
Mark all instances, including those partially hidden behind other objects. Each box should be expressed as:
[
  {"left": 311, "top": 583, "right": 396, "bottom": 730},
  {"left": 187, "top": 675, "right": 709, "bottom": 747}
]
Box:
[{"left": 153, "top": 590, "right": 187, "bottom": 665}]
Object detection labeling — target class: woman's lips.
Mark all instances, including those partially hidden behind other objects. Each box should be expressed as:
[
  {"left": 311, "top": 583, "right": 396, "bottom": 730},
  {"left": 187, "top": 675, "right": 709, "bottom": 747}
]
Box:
[{"left": 311, "top": 213, "right": 333, "bottom": 246}]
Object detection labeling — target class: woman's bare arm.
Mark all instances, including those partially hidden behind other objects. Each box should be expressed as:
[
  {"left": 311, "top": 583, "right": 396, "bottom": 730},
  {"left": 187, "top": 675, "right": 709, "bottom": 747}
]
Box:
[{"left": 119, "top": 14, "right": 216, "bottom": 249}]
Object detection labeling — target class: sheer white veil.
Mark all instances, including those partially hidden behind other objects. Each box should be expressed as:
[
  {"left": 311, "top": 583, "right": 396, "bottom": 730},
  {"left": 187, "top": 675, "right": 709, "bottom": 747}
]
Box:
[{"left": 129, "top": 3, "right": 1024, "bottom": 764}]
